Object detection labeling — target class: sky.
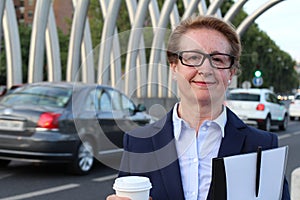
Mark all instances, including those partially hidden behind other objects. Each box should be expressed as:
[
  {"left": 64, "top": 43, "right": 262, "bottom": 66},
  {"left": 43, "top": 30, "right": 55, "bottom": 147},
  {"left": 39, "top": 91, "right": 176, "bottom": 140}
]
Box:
[{"left": 240, "top": 0, "right": 300, "bottom": 63}]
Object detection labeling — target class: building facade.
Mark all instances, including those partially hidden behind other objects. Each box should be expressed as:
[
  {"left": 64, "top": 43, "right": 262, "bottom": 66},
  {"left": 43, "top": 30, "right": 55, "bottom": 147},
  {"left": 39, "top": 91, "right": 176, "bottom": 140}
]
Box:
[{"left": 13, "top": 0, "right": 73, "bottom": 34}]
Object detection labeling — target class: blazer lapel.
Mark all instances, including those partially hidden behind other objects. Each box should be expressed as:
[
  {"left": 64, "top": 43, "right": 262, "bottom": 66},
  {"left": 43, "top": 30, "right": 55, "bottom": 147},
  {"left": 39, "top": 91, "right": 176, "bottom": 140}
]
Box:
[
  {"left": 207, "top": 108, "right": 248, "bottom": 199},
  {"left": 152, "top": 110, "right": 185, "bottom": 199},
  {"left": 218, "top": 108, "right": 247, "bottom": 157}
]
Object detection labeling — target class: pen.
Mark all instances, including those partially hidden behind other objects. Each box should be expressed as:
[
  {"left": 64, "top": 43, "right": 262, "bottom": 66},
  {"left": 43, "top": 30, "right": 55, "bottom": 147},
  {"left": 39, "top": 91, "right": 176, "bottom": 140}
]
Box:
[{"left": 256, "top": 146, "right": 262, "bottom": 197}]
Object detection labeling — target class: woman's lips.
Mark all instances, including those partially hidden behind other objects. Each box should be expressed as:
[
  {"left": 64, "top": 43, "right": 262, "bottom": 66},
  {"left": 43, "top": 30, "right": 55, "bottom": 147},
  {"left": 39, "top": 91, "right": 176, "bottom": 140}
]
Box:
[{"left": 192, "top": 80, "right": 216, "bottom": 87}]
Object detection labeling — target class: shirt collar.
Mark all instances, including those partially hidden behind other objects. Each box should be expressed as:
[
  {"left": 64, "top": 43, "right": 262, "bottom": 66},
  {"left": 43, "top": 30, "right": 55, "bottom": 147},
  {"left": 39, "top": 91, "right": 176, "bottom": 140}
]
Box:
[
  {"left": 213, "top": 106, "right": 227, "bottom": 138},
  {"left": 172, "top": 103, "right": 183, "bottom": 140},
  {"left": 172, "top": 103, "right": 227, "bottom": 140}
]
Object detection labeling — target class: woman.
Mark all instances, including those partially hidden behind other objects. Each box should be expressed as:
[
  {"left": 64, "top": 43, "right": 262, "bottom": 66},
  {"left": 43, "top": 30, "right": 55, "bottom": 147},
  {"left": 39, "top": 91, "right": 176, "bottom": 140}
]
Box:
[{"left": 107, "top": 15, "right": 290, "bottom": 200}]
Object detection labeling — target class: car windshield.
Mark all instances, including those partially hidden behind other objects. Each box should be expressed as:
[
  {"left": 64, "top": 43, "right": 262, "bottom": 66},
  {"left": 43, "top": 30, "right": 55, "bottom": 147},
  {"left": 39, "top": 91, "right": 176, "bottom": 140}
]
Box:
[
  {"left": 0, "top": 86, "right": 72, "bottom": 108},
  {"left": 227, "top": 93, "right": 260, "bottom": 101}
]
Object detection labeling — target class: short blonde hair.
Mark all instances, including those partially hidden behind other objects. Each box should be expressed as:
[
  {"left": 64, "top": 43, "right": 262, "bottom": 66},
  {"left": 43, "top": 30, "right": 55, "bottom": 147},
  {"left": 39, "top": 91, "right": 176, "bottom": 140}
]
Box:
[{"left": 167, "top": 15, "right": 241, "bottom": 74}]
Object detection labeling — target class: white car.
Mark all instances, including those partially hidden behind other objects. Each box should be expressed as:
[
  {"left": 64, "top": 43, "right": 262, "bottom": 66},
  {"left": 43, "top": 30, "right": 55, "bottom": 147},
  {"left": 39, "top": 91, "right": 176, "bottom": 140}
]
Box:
[
  {"left": 225, "top": 88, "right": 289, "bottom": 131},
  {"left": 289, "top": 93, "right": 300, "bottom": 120}
]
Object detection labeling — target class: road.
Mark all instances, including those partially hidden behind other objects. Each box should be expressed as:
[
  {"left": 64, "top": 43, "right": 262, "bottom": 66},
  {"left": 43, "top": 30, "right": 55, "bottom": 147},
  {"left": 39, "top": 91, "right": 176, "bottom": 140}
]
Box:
[{"left": 0, "top": 120, "right": 299, "bottom": 200}]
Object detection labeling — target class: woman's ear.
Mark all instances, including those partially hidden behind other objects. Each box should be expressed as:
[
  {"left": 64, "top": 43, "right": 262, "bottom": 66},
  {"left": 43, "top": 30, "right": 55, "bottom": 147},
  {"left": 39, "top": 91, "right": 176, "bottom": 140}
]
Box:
[
  {"left": 229, "top": 68, "right": 237, "bottom": 79},
  {"left": 170, "top": 63, "right": 177, "bottom": 80},
  {"left": 170, "top": 62, "right": 177, "bottom": 72}
]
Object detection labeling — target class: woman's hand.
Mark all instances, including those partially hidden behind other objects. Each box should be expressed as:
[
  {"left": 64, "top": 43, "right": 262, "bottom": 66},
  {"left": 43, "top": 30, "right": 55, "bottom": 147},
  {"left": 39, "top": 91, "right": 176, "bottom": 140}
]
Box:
[
  {"left": 106, "top": 194, "right": 152, "bottom": 200},
  {"left": 106, "top": 194, "right": 131, "bottom": 200}
]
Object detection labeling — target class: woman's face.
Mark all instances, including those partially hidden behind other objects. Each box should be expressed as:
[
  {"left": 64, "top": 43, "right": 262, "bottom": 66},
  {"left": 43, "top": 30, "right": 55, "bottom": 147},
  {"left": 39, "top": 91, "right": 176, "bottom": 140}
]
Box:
[{"left": 171, "top": 28, "right": 236, "bottom": 105}]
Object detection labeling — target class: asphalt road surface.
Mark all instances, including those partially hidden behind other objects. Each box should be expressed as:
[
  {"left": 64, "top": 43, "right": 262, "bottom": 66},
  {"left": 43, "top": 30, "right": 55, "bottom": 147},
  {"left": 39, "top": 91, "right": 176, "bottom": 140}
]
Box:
[{"left": 0, "top": 120, "right": 299, "bottom": 200}]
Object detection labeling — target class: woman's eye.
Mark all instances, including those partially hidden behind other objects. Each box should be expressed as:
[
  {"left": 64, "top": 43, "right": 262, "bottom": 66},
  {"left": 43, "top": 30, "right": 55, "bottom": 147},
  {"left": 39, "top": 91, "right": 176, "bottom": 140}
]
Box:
[
  {"left": 212, "top": 56, "right": 225, "bottom": 63},
  {"left": 188, "top": 55, "right": 201, "bottom": 61}
]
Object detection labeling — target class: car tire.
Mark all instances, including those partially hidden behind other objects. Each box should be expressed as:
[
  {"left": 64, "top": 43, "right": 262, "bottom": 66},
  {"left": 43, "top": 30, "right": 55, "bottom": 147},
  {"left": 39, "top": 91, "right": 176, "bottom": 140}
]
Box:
[
  {"left": 260, "top": 116, "right": 271, "bottom": 132},
  {"left": 290, "top": 116, "right": 295, "bottom": 121},
  {"left": 279, "top": 115, "right": 288, "bottom": 131},
  {"left": 68, "top": 139, "right": 94, "bottom": 175},
  {"left": 0, "top": 159, "right": 10, "bottom": 167}
]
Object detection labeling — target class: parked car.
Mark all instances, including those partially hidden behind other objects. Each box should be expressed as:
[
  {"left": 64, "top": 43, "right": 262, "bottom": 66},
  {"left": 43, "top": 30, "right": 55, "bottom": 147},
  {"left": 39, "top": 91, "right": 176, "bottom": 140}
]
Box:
[
  {"left": 0, "top": 82, "right": 157, "bottom": 175},
  {"left": 289, "top": 93, "right": 300, "bottom": 120},
  {"left": 0, "top": 84, "right": 23, "bottom": 97},
  {"left": 0, "top": 85, "right": 6, "bottom": 96},
  {"left": 225, "top": 88, "right": 289, "bottom": 131}
]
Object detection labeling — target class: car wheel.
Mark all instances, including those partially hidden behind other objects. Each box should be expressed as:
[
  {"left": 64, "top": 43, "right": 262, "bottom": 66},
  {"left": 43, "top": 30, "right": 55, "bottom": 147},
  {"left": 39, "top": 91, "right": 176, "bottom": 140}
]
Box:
[
  {"left": 260, "top": 116, "right": 271, "bottom": 132},
  {"left": 68, "top": 139, "right": 94, "bottom": 175},
  {"left": 290, "top": 116, "right": 295, "bottom": 121},
  {"left": 0, "top": 159, "right": 10, "bottom": 167},
  {"left": 279, "top": 115, "right": 288, "bottom": 131}
]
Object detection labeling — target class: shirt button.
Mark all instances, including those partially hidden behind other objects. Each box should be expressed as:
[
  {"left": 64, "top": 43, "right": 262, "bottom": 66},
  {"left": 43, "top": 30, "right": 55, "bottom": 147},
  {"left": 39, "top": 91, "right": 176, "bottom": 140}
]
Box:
[
  {"left": 202, "top": 126, "right": 207, "bottom": 131},
  {"left": 193, "top": 158, "right": 197, "bottom": 162}
]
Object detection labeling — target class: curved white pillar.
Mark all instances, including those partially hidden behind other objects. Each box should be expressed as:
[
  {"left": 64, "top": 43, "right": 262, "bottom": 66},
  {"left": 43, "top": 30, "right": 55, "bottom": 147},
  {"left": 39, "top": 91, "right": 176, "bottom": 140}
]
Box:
[
  {"left": 3, "top": 0, "right": 22, "bottom": 87},
  {"left": 147, "top": 0, "right": 176, "bottom": 98},
  {"left": 99, "top": 0, "right": 122, "bottom": 88},
  {"left": 237, "top": 0, "right": 284, "bottom": 36},
  {"left": 67, "top": 0, "right": 90, "bottom": 81},
  {"left": 45, "top": 6, "right": 62, "bottom": 82},
  {"left": 97, "top": 0, "right": 121, "bottom": 85},
  {"left": 224, "top": 0, "right": 248, "bottom": 22},
  {"left": 124, "top": 0, "right": 150, "bottom": 96},
  {"left": 28, "top": 0, "right": 51, "bottom": 83}
]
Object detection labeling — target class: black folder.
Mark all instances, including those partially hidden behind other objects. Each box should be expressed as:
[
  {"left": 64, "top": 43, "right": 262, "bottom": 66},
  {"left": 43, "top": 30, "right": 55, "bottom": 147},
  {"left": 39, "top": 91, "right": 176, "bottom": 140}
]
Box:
[{"left": 211, "top": 146, "right": 288, "bottom": 200}]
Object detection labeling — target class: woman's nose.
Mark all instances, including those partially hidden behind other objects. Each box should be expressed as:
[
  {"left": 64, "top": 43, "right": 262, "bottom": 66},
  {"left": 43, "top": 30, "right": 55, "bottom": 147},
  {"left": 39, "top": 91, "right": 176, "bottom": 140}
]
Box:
[{"left": 195, "top": 57, "right": 213, "bottom": 74}]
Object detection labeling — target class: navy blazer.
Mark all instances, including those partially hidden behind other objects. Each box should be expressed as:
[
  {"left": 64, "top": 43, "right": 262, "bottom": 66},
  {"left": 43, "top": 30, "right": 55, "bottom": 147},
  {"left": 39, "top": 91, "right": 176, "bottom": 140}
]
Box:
[{"left": 119, "top": 107, "right": 290, "bottom": 200}]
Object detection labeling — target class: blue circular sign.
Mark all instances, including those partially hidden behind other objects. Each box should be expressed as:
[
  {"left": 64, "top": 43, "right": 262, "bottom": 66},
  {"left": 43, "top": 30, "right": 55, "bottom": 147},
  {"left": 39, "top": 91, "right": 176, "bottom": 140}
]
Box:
[{"left": 252, "top": 77, "right": 263, "bottom": 87}]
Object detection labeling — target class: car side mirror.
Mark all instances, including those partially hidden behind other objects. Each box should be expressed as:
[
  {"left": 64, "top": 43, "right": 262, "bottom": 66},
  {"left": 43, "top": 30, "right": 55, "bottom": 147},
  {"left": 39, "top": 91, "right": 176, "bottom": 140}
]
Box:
[{"left": 136, "top": 104, "right": 146, "bottom": 112}]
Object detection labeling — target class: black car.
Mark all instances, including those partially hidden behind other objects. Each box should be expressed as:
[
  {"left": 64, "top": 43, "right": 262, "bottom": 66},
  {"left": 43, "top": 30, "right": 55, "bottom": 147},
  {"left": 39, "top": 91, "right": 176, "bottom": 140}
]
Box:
[{"left": 0, "top": 82, "right": 156, "bottom": 174}]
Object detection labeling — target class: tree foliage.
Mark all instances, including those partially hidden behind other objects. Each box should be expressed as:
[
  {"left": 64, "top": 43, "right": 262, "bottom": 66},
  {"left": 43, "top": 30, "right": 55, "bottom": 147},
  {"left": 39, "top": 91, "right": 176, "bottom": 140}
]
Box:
[{"left": 220, "top": 0, "right": 298, "bottom": 93}]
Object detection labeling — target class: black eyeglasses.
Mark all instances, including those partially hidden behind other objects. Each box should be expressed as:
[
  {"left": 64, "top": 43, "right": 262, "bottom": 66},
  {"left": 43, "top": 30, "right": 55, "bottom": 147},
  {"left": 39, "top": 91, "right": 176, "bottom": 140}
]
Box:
[{"left": 177, "top": 50, "right": 235, "bottom": 69}]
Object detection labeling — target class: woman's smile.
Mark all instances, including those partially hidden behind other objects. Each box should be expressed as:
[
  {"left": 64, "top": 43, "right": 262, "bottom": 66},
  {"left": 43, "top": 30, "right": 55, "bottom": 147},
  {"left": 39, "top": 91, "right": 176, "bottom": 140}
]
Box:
[{"left": 191, "top": 79, "right": 217, "bottom": 88}]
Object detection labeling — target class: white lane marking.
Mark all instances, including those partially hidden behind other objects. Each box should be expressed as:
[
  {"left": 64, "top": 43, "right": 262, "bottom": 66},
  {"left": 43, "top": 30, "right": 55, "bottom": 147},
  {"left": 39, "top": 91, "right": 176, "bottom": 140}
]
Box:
[
  {"left": 93, "top": 174, "right": 118, "bottom": 182},
  {"left": 278, "top": 134, "right": 292, "bottom": 140},
  {"left": 0, "top": 184, "right": 79, "bottom": 200},
  {"left": 292, "top": 131, "right": 300, "bottom": 136},
  {"left": 278, "top": 131, "right": 300, "bottom": 140},
  {"left": 0, "top": 173, "right": 13, "bottom": 180}
]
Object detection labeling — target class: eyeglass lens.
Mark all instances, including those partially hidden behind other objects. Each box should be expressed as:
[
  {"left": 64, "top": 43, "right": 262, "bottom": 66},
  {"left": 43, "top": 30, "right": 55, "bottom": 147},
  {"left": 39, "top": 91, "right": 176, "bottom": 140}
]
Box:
[{"left": 180, "top": 51, "right": 233, "bottom": 69}]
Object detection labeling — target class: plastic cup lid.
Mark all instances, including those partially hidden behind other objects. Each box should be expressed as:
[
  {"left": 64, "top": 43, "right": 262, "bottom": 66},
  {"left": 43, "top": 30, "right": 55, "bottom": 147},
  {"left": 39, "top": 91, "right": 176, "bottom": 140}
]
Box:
[{"left": 113, "top": 176, "right": 152, "bottom": 192}]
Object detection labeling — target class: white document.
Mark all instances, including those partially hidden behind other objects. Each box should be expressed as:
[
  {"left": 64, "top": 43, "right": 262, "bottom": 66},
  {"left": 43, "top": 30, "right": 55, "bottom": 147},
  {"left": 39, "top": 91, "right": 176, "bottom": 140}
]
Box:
[{"left": 223, "top": 146, "right": 288, "bottom": 200}]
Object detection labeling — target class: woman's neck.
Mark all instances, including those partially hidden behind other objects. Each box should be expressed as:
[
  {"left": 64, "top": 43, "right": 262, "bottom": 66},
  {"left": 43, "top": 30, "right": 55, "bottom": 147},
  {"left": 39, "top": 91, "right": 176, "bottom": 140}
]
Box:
[{"left": 177, "top": 100, "right": 223, "bottom": 131}]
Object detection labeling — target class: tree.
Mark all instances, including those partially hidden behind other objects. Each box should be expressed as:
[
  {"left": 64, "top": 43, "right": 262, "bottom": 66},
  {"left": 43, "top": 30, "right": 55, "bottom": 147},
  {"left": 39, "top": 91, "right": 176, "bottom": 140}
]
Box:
[
  {"left": 221, "top": 0, "right": 298, "bottom": 93},
  {"left": 0, "top": 24, "right": 32, "bottom": 84}
]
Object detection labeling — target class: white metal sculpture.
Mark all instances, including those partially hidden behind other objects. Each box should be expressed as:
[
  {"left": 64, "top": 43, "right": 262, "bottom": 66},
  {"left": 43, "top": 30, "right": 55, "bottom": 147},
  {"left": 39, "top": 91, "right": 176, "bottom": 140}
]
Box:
[{"left": 1, "top": 0, "right": 284, "bottom": 97}]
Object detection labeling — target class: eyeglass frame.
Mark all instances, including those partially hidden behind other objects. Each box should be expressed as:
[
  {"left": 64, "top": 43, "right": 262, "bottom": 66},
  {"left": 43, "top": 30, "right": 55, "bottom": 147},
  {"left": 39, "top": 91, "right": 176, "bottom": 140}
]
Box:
[{"left": 176, "top": 50, "right": 236, "bottom": 69}]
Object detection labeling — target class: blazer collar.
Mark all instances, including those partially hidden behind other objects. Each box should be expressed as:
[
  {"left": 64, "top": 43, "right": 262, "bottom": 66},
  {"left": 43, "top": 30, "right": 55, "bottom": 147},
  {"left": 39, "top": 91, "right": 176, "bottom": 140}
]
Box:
[
  {"left": 152, "top": 109, "right": 185, "bottom": 199},
  {"left": 151, "top": 107, "right": 248, "bottom": 199},
  {"left": 218, "top": 107, "right": 247, "bottom": 157}
]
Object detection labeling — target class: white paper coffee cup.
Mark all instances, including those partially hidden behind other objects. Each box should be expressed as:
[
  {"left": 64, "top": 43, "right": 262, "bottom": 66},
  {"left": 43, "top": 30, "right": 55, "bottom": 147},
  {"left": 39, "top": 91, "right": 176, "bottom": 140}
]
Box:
[{"left": 113, "top": 176, "right": 152, "bottom": 200}]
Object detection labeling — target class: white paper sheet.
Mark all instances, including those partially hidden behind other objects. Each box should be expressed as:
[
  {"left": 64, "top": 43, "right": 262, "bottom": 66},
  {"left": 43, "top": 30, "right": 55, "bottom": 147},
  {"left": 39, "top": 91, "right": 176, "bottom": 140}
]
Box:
[{"left": 223, "top": 146, "right": 288, "bottom": 200}]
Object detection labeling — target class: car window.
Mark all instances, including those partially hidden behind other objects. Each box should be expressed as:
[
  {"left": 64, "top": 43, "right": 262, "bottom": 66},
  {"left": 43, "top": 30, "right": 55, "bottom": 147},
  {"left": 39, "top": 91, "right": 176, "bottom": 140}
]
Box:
[
  {"left": 85, "top": 89, "right": 100, "bottom": 111},
  {"left": 0, "top": 86, "right": 72, "bottom": 108},
  {"left": 121, "top": 94, "right": 135, "bottom": 112},
  {"left": 295, "top": 95, "right": 300, "bottom": 100},
  {"left": 106, "top": 89, "right": 136, "bottom": 112},
  {"left": 107, "top": 89, "right": 122, "bottom": 111},
  {"left": 265, "top": 93, "right": 270, "bottom": 103},
  {"left": 99, "top": 90, "right": 112, "bottom": 112},
  {"left": 268, "top": 93, "right": 280, "bottom": 104},
  {"left": 227, "top": 93, "right": 260, "bottom": 101}
]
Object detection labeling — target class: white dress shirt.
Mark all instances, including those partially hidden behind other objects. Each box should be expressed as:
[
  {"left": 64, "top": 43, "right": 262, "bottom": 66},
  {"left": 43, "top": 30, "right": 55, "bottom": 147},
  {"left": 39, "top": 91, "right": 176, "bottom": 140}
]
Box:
[{"left": 172, "top": 103, "right": 227, "bottom": 200}]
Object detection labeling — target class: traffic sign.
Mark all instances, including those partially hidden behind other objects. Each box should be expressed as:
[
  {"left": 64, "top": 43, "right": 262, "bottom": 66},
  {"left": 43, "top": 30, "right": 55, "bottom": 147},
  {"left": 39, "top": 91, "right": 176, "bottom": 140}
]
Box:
[
  {"left": 252, "top": 77, "right": 263, "bottom": 87},
  {"left": 242, "top": 81, "right": 251, "bottom": 89}
]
